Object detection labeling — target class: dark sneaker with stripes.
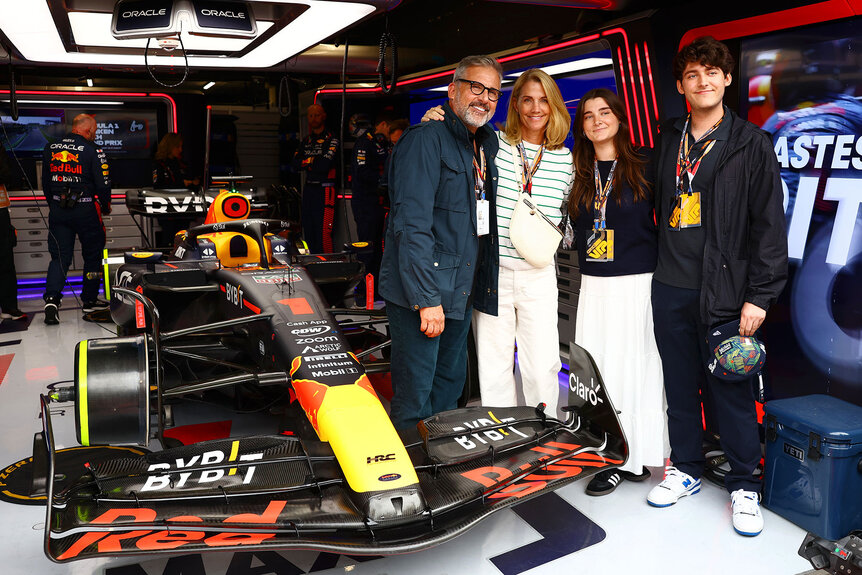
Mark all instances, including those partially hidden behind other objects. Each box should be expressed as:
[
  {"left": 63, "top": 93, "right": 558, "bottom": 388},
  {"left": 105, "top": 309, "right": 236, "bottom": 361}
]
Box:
[
  {"left": 585, "top": 469, "right": 623, "bottom": 496},
  {"left": 44, "top": 303, "right": 59, "bottom": 325},
  {"left": 1, "top": 309, "right": 27, "bottom": 321},
  {"left": 82, "top": 299, "right": 110, "bottom": 313},
  {"left": 620, "top": 467, "right": 651, "bottom": 482}
]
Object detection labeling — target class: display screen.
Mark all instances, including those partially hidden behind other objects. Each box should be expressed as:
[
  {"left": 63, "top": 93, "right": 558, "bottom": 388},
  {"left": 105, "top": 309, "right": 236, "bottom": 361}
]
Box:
[
  {"left": 0, "top": 104, "right": 167, "bottom": 188},
  {"left": 739, "top": 19, "right": 862, "bottom": 406},
  {"left": 93, "top": 110, "right": 157, "bottom": 159},
  {"left": 0, "top": 109, "right": 66, "bottom": 155}
]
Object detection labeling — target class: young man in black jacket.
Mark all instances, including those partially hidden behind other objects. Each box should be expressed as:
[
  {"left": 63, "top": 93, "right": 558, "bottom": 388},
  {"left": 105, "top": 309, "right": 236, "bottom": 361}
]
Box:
[{"left": 647, "top": 37, "right": 788, "bottom": 537}]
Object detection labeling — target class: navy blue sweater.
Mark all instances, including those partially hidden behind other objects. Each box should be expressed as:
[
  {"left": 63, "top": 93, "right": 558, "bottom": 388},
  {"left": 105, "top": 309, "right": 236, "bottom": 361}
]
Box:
[{"left": 572, "top": 152, "right": 657, "bottom": 277}]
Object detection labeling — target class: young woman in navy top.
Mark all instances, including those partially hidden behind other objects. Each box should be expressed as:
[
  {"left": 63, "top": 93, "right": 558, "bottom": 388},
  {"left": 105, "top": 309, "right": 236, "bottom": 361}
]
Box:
[{"left": 568, "top": 88, "right": 668, "bottom": 496}]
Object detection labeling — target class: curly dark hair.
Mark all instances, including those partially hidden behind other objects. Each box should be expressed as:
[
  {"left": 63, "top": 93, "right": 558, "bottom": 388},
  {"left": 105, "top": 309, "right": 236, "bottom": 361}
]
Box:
[{"left": 673, "top": 36, "right": 734, "bottom": 81}]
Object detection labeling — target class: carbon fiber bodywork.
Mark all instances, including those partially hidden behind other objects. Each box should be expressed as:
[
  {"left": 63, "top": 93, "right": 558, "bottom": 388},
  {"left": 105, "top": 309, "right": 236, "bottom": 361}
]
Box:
[{"left": 32, "top": 218, "right": 628, "bottom": 562}]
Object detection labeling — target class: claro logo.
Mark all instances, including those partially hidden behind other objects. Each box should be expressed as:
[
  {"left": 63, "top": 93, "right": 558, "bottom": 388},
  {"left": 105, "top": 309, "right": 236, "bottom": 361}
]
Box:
[
  {"left": 569, "top": 373, "right": 604, "bottom": 407},
  {"left": 122, "top": 9, "right": 167, "bottom": 18}
]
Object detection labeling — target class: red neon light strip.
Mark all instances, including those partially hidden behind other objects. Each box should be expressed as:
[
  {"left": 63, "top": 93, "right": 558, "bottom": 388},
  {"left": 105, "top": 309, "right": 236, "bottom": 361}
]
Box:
[
  {"left": 615, "top": 46, "right": 635, "bottom": 145},
  {"left": 498, "top": 33, "right": 601, "bottom": 63},
  {"left": 10, "top": 193, "right": 125, "bottom": 201},
  {"left": 0, "top": 89, "right": 177, "bottom": 132},
  {"left": 149, "top": 92, "right": 179, "bottom": 132},
  {"left": 643, "top": 42, "right": 660, "bottom": 121},
  {"left": 314, "top": 33, "right": 604, "bottom": 103},
  {"left": 634, "top": 44, "right": 653, "bottom": 148},
  {"left": 678, "top": 0, "right": 855, "bottom": 47},
  {"left": 603, "top": 28, "right": 642, "bottom": 146}
]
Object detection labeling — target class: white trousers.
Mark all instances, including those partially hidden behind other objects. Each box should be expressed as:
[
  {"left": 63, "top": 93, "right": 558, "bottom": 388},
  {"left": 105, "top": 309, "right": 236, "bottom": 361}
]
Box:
[{"left": 473, "top": 264, "right": 561, "bottom": 415}]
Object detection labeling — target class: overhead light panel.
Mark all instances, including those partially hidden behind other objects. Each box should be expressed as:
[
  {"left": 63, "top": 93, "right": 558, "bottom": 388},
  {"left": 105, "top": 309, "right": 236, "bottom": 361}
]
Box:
[
  {"left": 69, "top": 12, "right": 274, "bottom": 52},
  {"left": 0, "top": 0, "right": 379, "bottom": 69},
  {"left": 203, "top": 81, "right": 215, "bottom": 90},
  {"left": 1, "top": 99, "right": 125, "bottom": 106},
  {"left": 507, "top": 58, "right": 614, "bottom": 77}
]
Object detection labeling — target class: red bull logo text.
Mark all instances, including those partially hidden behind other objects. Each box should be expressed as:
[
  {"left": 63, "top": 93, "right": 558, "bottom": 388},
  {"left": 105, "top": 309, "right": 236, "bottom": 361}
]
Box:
[{"left": 51, "top": 163, "right": 83, "bottom": 174}]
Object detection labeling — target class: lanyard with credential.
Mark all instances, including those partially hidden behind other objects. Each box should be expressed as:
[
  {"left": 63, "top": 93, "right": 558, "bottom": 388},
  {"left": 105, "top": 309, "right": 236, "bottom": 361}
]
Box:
[
  {"left": 472, "top": 145, "right": 486, "bottom": 200},
  {"left": 592, "top": 157, "right": 618, "bottom": 230},
  {"left": 675, "top": 113, "right": 723, "bottom": 196},
  {"left": 516, "top": 141, "right": 545, "bottom": 195}
]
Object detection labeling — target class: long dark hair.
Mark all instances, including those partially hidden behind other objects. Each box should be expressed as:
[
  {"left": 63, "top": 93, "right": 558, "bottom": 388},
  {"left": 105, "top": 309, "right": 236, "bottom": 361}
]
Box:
[{"left": 567, "top": 88, "right": 650, "bottom": 218}]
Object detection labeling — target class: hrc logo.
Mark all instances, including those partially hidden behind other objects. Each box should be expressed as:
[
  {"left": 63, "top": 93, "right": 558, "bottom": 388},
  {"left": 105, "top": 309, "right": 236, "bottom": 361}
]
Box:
[{"left": 367, "top": 453, "right": 395, "bottom": 464}]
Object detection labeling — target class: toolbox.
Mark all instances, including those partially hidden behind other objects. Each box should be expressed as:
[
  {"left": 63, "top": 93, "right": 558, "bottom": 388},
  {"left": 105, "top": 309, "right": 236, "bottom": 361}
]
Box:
[{"left": 763, "top": 394, "right": 862, "bottom": 539}]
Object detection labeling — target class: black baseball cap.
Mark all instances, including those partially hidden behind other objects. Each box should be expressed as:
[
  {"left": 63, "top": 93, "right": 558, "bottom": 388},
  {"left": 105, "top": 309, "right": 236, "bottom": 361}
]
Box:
[{"left": 706, "top": 320, "right": 766, "bottom": 382}]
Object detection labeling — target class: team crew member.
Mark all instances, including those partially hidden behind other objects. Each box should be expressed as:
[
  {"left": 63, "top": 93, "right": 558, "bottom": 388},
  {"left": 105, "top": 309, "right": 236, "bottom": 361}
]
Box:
[
  {"left": 152, "top": 132, "right": 200, "bottom": 247},
  {"left": 378, "top": 118, "right": 409, "bottom": 242},
  {"left": 42, "top": 113, "right": 112, "bottom": 325},
  {"left": 648, "top": 37, "right": 788, "bottom": 537},
  {"left": 153, "top": 132, "right": 198, "bottom": 189},
  {"left": 379, "top": 55, "right": 501, "bottom": 430},
  {"left": 293, "top": 104, "right": 339, "bottom": 253},
  {"left": 0, "top": 142, "right": 25, "bottom": 321},
  {"left": 351, "top": 110, "right": 395, "bottom": 291}
]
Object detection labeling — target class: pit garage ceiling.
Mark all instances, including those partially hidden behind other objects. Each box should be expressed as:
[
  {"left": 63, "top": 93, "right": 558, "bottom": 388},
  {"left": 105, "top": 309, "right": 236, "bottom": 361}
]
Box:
[{"left": 0, "top": 0, "right": 401, "bottom": 70}]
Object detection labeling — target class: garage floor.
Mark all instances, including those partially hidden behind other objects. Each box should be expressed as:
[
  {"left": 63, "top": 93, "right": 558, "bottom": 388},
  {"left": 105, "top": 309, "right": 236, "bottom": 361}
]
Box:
[{"left": 0, "top": 294, "right": 814, "bottom": 575}]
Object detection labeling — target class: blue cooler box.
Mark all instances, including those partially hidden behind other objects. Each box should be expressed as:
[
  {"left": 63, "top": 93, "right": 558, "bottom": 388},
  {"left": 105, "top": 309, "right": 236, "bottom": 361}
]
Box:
[{"left": 763, "top": 394, "right": 862, "bottom": 539}]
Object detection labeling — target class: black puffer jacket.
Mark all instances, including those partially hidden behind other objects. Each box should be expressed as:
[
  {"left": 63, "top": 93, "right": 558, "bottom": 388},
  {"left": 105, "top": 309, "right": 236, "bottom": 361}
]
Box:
[{"left": 655, "top": 109, "right": 788, "bottom": 326}]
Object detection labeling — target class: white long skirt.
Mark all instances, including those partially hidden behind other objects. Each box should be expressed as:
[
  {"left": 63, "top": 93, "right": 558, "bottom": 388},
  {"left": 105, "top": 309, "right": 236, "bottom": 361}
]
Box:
[{"left": 574, "top": 272, "right": 669, "bottom": 474}]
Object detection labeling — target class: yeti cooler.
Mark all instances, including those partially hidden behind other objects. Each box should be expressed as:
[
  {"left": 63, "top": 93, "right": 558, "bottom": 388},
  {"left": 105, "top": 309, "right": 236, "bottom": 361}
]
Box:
[{"left": 763, "top": 394, "right": 862, "bottom": 539}]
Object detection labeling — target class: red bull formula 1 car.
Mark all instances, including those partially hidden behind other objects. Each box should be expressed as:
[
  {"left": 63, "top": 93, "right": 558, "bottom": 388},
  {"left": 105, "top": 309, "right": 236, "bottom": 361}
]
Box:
[{"left": 30, "top": 189, "right": 628, "bottom": 563}]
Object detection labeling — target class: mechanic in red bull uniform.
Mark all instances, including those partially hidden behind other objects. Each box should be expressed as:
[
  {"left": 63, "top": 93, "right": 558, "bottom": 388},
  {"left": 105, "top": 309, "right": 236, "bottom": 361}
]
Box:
[
  {"left": 0, "top": 141, "right": 25, "bottom": 322},
  {"left": 350, "top": 110, "right": 396, "bottom": 296},
  {"left": 292, "top": 104, "right": 339, "bottom": 253},
  {"left": 41, "top": 113, "right": 112, "bottom": 324}
]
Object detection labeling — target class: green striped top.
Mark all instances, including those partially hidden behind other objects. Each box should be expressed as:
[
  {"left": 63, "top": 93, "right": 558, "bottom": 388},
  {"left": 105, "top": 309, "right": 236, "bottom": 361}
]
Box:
[{"left": 495, "top": 132, "right": 574, "bottom": 270}]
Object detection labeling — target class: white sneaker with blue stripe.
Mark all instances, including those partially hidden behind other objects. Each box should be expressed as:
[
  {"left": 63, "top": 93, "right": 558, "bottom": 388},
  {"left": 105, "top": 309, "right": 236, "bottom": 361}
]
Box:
[
  {"left": 646, "top": 466, "right": 701, "bottom": 507},
  {"left": 731, "top": 489, "right": 764, "bottom": 536}
]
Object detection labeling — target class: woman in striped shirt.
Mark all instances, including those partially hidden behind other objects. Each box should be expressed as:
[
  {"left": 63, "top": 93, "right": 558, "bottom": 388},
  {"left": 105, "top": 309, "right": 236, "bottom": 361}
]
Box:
[{"left": 423, "top": 69, "right": 573, "bottom": 415}]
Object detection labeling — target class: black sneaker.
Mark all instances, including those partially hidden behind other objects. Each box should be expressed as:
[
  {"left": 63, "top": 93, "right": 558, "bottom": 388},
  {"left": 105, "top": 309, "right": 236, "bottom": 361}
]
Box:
[
  {"left": 620, "top": 467, "right": 651, "bottom": 482},
  {"left": 44, "top": 303, "right": 59, "bottom": 325},
  {"left": 585, "top": 469, "right": 623, "bottom": 496},
  {"left": 82, "top": 299, "right": 110, "bottom": 313},
  {"left": 1, "top": 309, "right": 27, "bottom": 321}
]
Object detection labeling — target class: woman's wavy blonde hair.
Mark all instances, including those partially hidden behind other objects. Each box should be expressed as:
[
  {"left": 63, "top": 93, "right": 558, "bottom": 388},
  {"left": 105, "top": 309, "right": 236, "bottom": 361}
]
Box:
[{"left": 503, "top": 69, "right": 570, "bottom": 150}]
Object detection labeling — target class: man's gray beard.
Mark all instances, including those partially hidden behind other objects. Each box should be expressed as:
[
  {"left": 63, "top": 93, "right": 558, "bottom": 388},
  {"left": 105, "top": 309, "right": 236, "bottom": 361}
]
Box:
[
  {"left": 462, "top": 108, "right": 491, "bottom": 128},
  {"left": 453, "top": 94, "right": 491, "bottom": 129}
]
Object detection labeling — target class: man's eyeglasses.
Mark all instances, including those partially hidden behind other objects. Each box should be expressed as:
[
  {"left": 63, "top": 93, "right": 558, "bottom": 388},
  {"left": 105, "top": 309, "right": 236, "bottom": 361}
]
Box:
[{"left": 456, "top": 79, "right": 503, "bottom": 102}]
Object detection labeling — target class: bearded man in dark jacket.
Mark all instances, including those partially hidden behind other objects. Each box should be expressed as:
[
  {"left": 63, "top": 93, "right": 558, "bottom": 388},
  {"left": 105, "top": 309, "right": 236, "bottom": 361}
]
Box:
[{"left": 379, "top": 55, "right": 501, "bottom": 431}]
